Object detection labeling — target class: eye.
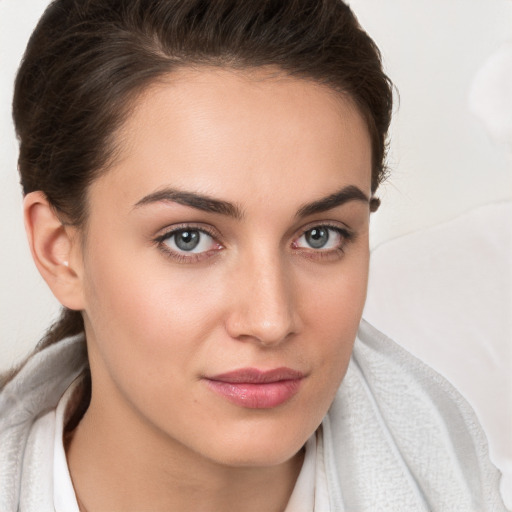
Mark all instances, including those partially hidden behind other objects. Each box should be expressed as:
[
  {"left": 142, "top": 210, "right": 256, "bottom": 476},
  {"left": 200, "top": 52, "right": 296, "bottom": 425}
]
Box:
[
  {"left": 294, "top": 226, "right": 346, "bottom": 250},
  {"left": 156, "top": 227, "right": 222, "bottom": 262},
  {"left": 164, "top": 229, "right": 214, "bottom": 253}
]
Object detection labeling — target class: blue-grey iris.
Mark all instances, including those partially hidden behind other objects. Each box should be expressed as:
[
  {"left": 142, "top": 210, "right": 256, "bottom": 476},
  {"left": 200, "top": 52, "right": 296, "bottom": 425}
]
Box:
[
  {"left": 174, "top": 230, "right": 201, "bottom": 251},
  {"left": 305, "top": 227, "right": 329, "bottom": 249}
]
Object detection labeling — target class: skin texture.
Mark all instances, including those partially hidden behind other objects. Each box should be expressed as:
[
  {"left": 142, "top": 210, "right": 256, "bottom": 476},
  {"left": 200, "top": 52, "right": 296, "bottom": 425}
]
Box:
[{"left": 24, "top": 67, "right": 373, "bottom": 511}]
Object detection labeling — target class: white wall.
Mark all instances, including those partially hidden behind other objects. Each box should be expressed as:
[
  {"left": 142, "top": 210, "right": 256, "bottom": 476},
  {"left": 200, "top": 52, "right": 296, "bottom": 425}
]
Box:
[
  {"left": 1, "top": 0, "right": 511, "bottom": 370},
  {"left": 1, "top": 0, "right": 62, "bottom": 371},
  {"left": 351, "top": 0, "right": 512, "bottom": 246}
]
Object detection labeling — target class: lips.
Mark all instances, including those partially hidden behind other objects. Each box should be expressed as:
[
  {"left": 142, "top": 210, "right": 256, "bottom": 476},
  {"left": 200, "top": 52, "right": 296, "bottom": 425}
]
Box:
[{"left": 204, "top": 368, "right": 304, "bottom": 409}]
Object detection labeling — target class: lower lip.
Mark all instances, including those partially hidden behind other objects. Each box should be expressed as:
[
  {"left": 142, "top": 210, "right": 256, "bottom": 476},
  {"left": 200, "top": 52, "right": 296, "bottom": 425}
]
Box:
[{"left": 205, "top": 379, "right": 302, "bottom": 409}]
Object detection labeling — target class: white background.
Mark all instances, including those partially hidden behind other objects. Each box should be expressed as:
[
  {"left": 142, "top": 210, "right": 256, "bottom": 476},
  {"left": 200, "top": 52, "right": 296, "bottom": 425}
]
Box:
[{"left": 1, "top": 1, "right": 511, "bottom": 367}]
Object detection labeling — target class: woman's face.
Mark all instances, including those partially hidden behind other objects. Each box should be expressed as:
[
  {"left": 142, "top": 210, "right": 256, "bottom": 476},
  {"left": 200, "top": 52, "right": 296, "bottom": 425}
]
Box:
[{"left": 76, "top": 67, "right": 372, "bottom": 467}]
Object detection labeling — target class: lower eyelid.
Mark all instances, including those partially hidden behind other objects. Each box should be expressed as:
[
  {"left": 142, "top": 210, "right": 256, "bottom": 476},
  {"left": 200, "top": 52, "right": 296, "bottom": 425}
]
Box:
[{"left": 157, "top": 241, "right": 222, "bottom": 263}]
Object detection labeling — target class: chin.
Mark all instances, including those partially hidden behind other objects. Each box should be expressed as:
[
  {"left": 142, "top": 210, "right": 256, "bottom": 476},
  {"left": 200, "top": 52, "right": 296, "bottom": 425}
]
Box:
[
  {"left": 215, "top": 445, "right": 304, "bottom": 469},
  {"left": 196, "top": 418, "right": 315, "bottom": 468}
]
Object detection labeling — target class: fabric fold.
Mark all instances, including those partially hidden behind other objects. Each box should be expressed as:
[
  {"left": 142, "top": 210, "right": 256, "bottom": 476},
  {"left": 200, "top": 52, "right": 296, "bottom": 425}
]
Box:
[
  {"left": 324, "top": 320, "right": 505, "bottom": 511},
  {"left": 0, "top": 323, "right": 505, "bottom": 511}
]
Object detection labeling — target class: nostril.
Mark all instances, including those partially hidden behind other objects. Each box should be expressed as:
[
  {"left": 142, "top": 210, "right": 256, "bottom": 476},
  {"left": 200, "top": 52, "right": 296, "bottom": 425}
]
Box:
[
  {"left": 258, "top": 328, "right": 295, "bottom": 347},
  {"left": 225, "top": 300, "right": 298, "bottom": 346}
]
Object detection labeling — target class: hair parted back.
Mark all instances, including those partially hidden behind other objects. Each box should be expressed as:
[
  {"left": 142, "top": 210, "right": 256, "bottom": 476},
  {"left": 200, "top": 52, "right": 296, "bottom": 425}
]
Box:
[{"left": 13, "top": 0, "right": 393, "bottom": 352}]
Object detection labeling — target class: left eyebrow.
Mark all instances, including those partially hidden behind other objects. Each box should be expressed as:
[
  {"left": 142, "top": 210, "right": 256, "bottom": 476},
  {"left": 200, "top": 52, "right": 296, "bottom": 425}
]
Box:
[{"left": 296, "top": 185, "right": 373, "bottom": 218}]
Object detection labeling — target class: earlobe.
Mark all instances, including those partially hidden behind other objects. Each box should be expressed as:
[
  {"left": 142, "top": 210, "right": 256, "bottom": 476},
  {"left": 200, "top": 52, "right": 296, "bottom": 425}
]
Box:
[{"left": 23, "top": 191, "right": 85, "bottom": 311}]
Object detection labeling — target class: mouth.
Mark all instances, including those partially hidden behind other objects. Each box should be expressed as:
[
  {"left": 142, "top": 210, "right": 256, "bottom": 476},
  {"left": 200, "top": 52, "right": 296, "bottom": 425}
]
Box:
[{"left": 204, "top": 368, "right": 304, "bottom": 409}]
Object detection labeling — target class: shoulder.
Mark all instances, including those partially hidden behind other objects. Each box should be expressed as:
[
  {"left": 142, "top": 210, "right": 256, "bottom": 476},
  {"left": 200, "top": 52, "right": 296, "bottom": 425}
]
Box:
[
  {"left": 0, "top": 335, "right": 87, "bottom": 512},
  {"left": 321, "top": 320, "right": 506, "bottom": 511}
]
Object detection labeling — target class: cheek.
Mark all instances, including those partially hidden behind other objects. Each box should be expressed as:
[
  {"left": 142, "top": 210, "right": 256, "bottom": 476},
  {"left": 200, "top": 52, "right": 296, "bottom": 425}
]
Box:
[
  {"left": 295, "top": 243, "right": 369, "bottom": 385},
  {"left": 81, "top": 250, "right": 231, "bottom": 448},
  {"left": 302, "top": 243, "right": 369, "bottom": 334},
  {"left": 81, "top": 241, "right": 223, "bottom": 381}
]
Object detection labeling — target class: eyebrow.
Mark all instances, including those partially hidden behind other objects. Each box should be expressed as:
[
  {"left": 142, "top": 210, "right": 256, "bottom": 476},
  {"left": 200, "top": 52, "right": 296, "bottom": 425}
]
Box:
[
  {"left": 133, "top": 188, "right": 243, "bottom": 218},
  {"left": 296, "top": 185, "right": 371, "bottom": 217},
  {"left": 133, "top": 184, "right": 374, "bottom": 219}
]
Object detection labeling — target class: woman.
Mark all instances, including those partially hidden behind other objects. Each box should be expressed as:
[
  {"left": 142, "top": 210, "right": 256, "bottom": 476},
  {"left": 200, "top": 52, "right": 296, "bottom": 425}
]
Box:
[{"left": 0, "top": 0, "right": 505, "bottom": 510}]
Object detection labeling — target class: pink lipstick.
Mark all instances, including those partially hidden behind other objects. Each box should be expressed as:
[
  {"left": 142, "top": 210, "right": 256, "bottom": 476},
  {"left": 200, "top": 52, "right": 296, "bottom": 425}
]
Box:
[{"left": 204, "top": 368, "right": 303, "bottom": 409}]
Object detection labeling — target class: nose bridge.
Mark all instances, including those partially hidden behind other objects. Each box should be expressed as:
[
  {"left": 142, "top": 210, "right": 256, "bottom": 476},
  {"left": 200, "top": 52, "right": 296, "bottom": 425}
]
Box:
[{"left": 226, "top": 245, "right": 298, "bottom": 345}]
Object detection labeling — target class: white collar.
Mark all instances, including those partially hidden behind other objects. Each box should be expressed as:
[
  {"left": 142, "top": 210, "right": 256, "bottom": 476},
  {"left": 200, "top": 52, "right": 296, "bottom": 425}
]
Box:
[
  {"left": 53, "top": 381, "right": 331, "bottom": 512},
  {"left": 53, "top": 380, "right": 81, "bottom": 512},
  {"left": 284, "top": 427, "right": 332, "bottom": 512}
]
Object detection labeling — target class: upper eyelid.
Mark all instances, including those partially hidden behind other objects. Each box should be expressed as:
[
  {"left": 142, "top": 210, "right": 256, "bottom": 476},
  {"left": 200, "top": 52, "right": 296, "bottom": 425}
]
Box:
[
  {"left": 154, "top": 223, "right": 221, "bottom": 242},
  {"left": 293, "top": 221, "right": 353, "bottom": 239},
  {"left": 298, "top": 225, "right": 348, "bottom": 236},
  {"left": 301, "top": 218, "right": 351, "bottom": 230}
]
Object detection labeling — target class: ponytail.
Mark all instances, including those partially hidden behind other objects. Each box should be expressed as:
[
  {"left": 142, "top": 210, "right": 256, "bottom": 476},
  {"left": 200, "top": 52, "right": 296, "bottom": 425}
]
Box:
[{"left": 37, "top": 308, "right": 84, "bottom": 351}]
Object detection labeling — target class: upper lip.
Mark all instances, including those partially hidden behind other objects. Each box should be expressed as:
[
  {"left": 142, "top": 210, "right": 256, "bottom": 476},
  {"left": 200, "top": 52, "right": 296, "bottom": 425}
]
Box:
[{"left": 206, "top": 367, "right": 304, "bottom": 384}]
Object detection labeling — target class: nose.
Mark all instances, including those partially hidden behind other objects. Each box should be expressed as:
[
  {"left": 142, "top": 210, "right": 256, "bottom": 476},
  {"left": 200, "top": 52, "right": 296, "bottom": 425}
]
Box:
[{"left": 225, "top": 252, "right": 300, "bottom": 347}]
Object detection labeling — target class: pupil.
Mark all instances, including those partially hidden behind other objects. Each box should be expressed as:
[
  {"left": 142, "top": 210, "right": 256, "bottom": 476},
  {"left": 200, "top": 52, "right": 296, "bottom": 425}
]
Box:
[
  {"left": 175, "top": 230, "right": 200, "bottom": 251},
  {"left": 306, "top": 228, "right": 329, "bottom": 249}
]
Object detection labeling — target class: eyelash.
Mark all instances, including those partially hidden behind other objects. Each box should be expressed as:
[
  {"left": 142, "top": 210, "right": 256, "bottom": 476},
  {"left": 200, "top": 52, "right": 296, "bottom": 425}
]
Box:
[
  {"left": 153, "top": 223, "right": 355, "bottom": 264},
  {"left": 292, "top": 223, "right": 354, "bottom": 262},
  {"left": 154, "top": 224, "right": 221, "bottom": 264}
]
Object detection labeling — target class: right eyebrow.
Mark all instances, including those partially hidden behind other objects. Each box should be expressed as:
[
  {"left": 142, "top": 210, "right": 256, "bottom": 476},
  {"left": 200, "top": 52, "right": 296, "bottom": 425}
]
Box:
[{"left": 132, "top": 187, "right": 244, "bottom": 219}]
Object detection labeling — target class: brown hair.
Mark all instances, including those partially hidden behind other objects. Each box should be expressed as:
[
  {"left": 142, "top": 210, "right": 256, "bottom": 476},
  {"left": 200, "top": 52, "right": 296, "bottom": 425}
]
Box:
[{"left": 12, "top": 0, "right": 393, "bottom": 356}]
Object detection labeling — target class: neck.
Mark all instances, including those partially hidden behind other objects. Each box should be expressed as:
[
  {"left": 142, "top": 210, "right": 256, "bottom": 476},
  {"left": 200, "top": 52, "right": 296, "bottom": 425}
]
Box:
[{"left": 66, "top": 381, "right": 305, "bottom": 512}]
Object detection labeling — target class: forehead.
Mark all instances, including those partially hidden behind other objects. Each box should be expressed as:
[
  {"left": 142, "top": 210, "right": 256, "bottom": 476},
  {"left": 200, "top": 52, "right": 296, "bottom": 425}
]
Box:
[{"left": 90, "top": 67, "right": 372, "bottom": 214}]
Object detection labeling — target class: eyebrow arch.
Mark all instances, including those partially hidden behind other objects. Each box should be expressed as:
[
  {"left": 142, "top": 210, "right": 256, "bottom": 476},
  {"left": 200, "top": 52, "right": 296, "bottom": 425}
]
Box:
[
  {"left": 133, "top": 187, "right": 243, "bottom": 219},
  {"left": 296, "top": 185, "right": 373, "bottom": 217}
]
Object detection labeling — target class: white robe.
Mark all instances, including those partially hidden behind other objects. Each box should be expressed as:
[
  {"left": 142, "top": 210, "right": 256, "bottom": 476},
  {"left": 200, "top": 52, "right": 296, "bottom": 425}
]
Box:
[{"left": 0, "top": 320, "right": 506, "bottom": 511}]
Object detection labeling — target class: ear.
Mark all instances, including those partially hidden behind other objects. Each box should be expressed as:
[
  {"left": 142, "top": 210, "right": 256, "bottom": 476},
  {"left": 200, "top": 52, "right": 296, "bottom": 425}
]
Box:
[{"left": 23, "top": 191, "right": 85, "bottom": 311}]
